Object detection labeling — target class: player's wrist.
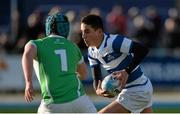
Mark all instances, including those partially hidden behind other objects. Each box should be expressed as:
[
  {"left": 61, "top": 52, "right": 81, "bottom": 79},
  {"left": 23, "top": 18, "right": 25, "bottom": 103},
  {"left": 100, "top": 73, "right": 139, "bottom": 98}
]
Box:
[
  {"left": 26, "top": 80, "right": 32, "bottom": 85},
  {"left": 124, "top": 67, "right": 131, "bottom": 75}
]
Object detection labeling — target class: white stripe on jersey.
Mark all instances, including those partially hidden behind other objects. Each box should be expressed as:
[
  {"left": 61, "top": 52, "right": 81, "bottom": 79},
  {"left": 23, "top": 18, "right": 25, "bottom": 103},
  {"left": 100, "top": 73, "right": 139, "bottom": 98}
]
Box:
[
  {"left": 98, "top": 34, "right": 117, "bottom": 55},
  {"left": 30, "top": 42, "right": 37, "bottom": 48},
  {"left": 76, "top": 75, "right": 81, "bottom": 97},
  {"left": 33, "top": 60, "right": 54, "bottom": 102},
  {"left": 88, "top": 57, "right": 98, "bottom": 66},
  {"left": 120, "top": 37, "right": 132, "bottom": 53},
  {"left": 88, "top": 34, "right": 132, "bottom": 71}
]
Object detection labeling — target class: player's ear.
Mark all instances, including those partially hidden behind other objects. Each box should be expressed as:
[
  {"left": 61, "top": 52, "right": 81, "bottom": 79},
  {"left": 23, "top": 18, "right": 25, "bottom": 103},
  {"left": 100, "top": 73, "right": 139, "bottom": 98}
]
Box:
[{"left": 97, "top": 28, "right": 103, "bottom": 33}]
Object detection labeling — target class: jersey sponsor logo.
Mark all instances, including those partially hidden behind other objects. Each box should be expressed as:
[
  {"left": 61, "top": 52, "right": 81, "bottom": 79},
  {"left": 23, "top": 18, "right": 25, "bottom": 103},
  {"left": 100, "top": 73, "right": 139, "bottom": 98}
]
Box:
[
  {"left": 107, "top": 54, "right": 115, "bottom": 61},
  {"left": 102, "top": 52, "right": 121, "bottom": 63},
  {"left": 54, "top": 39, "right": 64, "bottom": 44}
]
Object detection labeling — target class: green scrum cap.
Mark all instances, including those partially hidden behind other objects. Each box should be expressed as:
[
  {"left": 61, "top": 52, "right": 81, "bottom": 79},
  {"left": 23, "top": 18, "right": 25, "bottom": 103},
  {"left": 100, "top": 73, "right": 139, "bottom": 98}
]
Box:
[{"left": 45, "top": 12, "right": 70, "bottom": 38}]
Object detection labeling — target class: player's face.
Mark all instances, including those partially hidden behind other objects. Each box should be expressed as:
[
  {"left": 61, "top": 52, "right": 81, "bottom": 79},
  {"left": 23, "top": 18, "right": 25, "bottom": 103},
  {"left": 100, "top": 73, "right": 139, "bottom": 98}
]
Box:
[{"left": 81, "top": 23, "right": 101, "bottom": 47}]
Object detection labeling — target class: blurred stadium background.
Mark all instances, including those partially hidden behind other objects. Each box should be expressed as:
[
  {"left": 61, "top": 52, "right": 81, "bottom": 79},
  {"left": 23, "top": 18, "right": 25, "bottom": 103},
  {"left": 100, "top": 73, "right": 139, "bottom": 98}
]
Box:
[{"left": 0, "top": 0, "right": 180, "bottom": 113}]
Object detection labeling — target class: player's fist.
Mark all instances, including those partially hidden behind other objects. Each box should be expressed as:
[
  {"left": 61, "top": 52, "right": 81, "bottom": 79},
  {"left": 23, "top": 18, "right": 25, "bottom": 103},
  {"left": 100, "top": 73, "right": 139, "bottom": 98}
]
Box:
[{"left": 25, "top": 83, "right": 35, "bottom": 102}]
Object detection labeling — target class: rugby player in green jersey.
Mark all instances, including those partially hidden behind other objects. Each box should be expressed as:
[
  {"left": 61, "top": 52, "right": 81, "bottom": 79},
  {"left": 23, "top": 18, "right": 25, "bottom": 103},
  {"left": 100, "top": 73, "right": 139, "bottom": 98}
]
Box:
[{"left": 22, "top": 12, "right": 97, "bottom": 113}]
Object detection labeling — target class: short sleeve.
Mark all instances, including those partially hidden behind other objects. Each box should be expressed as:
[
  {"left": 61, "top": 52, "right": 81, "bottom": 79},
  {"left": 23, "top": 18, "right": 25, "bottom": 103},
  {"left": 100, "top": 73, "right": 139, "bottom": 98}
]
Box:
[
  {"left": 28, "top": 40, "right": 37, "bottom": 47},
  {"left": 112, "top": 35, "right": 133, "bottom": 54}
]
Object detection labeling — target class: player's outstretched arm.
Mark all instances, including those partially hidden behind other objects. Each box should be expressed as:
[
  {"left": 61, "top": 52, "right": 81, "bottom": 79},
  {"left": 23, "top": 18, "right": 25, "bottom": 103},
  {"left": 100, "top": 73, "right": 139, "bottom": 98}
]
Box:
[{"left": 22, "top": 42, "right": 36, "bottom": 102}]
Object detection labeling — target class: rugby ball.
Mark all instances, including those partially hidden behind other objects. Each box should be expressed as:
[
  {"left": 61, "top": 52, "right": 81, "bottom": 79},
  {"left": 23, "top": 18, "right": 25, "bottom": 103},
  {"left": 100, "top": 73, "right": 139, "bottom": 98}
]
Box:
[{"left": 101, "top": 74, "right": 121, "bottom": 96}]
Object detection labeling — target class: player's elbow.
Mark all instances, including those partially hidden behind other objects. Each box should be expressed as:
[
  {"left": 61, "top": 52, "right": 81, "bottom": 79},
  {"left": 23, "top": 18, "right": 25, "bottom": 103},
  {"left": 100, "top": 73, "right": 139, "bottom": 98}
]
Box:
[
  {"left": 78, "top": 72, "right": 87, "bottom": 80},
  {"left": 78, "top": 69, "right": 88, "bottom": 80}
]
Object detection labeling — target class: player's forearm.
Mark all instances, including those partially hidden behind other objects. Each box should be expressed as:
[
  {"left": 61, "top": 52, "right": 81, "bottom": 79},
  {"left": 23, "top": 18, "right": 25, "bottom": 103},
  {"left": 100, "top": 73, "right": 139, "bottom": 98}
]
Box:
[
  {"left": 93, "top": 80, "right": 98, "bottom": 90},
  {"left": 125, "top": 42, "right": 149, "bottom": 74},
  {"left": 22, "top": 52, "right": 34, "bottom": 85},
  {"left": 91, "top": 65, "right": 102, "bottom": 90},
  {"left": 22, "top": 42, "right": 37, "bottom": 85}
]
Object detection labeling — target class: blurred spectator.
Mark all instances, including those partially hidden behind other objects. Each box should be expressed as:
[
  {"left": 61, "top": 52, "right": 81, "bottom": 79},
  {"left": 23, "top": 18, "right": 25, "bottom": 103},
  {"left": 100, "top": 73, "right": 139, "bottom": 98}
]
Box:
[
  {"left": 132, "top": 12, "right": 155, "bottom": 47},
  {"left": 68, "top": 8, "right": 89, "bottom": 52},
  {"left": 15, "top": 9, "right": 45, "bottom": 53},
  {"left": 0, "top": 58, "right": 8, "bottom": 71},
  {"left": 2, "top": 3, "right": 180, "bottom": 56},
  {"left": 66, "top": 10, "right": 81, "bottom": 44},
  {"left": 127, "top": 7, "right": 140, "bottom": 38},
  {"left": 145, "top": 6, "right": 163, "bottom": 47},
  {"left": 0, "top": 33, "right": 8, "bottom": 52},
  {"left": 26, "top": 9, "right": 44, "bottom": 39},
  {"left": 0, "top": 10, "right": 24, "bottom": 54},
  {"left": 66, "top": 10, "right": 76, "bottom": 23},
  {"left": 78, "top": 8, "right": 89, "bottom": 20},
  {"left": 11, "top": 10, "right": 21, "bottom": 42},
  {"left": 89, "top": 7, "right": 101, "bottom": 16},
  {"left": 0, "top": 32, "right": 8, "bottom": 70},
  {"left": 65, "top": 10, "right": 76, "bottom": 35},
  {"left": 106, "top": 5, "right": 127, "bottom": 35},
  {"left": 163, "top": 8, "right": 180, "bottom": 49},
  {"left": 48, "top": 6, "right": 61, "bottom": 15},
  {"left": 11, "top": 10, "right": 26, "bottom": 53},
  {"left": 0, "top": 32, "right": 13, "bottom": 53},
  {"left": 69, "top": 21, "right": 87, "bottom": 51}
]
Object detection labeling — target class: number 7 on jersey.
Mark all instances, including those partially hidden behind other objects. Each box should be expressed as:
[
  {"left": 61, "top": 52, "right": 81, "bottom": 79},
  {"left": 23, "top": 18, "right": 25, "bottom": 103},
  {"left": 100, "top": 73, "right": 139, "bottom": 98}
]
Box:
[{"left": 55, "top": 49, "right": 68, "bottom": 71}]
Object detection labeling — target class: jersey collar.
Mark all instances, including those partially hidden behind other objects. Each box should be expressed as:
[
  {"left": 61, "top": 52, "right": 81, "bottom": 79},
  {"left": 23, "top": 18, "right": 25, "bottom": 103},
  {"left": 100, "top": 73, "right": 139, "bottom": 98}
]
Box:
[
  {"left": 98, "top": 33, "right": 110, "bottom": 50},
  {"left": 48, "top": 34, "right": 65, "bottom": 38}
]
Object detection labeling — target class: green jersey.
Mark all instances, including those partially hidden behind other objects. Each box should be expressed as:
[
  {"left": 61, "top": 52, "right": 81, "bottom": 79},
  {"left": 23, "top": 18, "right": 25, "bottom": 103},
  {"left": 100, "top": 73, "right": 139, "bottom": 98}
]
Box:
[{"left": 30, "top": 35, "right": 85, "bottom": 104}]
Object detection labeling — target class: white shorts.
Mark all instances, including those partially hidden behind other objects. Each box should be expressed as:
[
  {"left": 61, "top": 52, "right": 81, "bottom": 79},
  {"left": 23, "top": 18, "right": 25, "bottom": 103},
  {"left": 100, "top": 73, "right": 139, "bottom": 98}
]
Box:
[
  {"left": 38, "top": 94, "right": 97, "bottom": 113},
  {"left": 116, "top": 75, "right": 153, "bottom": 113}
]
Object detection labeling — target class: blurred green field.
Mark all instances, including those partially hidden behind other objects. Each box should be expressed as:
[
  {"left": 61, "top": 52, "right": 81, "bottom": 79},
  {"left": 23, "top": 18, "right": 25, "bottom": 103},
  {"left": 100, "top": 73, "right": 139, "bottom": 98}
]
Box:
[
  {"left": 0, "top": 102, "right": 180, "bottom": 113},
  {"left": 0, "top": 88, "right": 180, "bottom": 113}
]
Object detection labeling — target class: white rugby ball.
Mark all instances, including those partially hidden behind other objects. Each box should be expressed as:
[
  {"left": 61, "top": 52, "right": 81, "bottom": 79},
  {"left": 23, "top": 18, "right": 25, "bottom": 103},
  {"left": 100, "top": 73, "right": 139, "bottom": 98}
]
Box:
[{"left": 101, "top": 74, "right": 121, "bottom": 96}]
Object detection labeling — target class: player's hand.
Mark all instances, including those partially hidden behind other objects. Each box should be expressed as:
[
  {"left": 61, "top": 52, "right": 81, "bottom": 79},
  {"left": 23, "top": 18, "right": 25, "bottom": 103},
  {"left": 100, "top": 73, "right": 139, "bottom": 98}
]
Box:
[
  {"left": 112, "top": 69, "right": 129, "bottom": 90},
  {"left": 96, "top": 80, "right": 115, "bottom": 98},
  {"left": 25, "top": 83, "right": 35, "bottom": 103}
]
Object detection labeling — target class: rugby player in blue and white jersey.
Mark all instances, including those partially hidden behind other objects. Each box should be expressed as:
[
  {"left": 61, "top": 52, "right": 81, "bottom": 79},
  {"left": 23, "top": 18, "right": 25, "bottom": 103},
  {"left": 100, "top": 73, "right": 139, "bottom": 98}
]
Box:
[{"left": 81, "top": 14, "right": 153, "bottom": 113}]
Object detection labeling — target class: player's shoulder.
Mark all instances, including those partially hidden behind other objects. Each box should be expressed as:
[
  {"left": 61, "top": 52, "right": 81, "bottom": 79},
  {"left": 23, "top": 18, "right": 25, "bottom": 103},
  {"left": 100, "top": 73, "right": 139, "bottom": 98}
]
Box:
[
  {"left": 65, "top": 38, "right": 75, "bottom": 44},
  {"left": 24, "top": 40, "right": 37, "bottom": 51},
  {"left": 109, "top": 34, "right": 127, "bottom": 40},
  {"left": 31, "top": 37, "right": 48, "bottom": 43},
  {"left": 109, "top": 34, "right": 131, "bottom": 45},
  {"left": 65, "top": 39, "right": 79, "bottom": 48},
  {"left": 62, "top": 39, "right": 82, "bottom": 52},
  {"left": 103, "top": 34, "right": 123, "bottom": 48},
  {"left": 106, "top": 34, "right": 124, "bottom": 44}
]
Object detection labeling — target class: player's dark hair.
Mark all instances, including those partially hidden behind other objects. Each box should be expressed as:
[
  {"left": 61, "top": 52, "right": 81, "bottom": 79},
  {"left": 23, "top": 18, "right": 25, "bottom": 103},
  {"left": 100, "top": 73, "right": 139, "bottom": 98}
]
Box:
[{"left": 81, "top": 14, "right": 104, "bottom": 31}]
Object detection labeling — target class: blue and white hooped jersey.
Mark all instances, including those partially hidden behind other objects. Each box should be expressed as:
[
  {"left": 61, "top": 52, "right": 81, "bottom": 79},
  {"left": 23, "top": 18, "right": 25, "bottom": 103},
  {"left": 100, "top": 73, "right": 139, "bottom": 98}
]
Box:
[{"left": 88, "top": 34, "right": 143, "bottom": 84}]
